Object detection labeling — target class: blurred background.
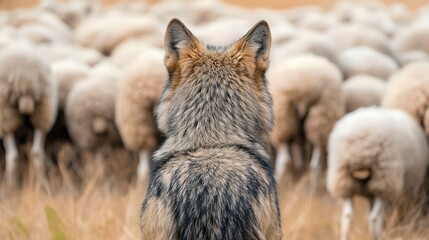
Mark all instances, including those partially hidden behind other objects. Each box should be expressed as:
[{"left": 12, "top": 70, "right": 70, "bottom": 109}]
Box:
[
  {"left": 2, "top": 0, "right": 429, "bottom": 10},
  {"left": 1, "top": 0, "right": 429, "bottom": 240}
]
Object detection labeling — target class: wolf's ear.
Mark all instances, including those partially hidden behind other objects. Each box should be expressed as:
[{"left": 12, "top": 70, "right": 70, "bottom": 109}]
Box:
[
  {"left": 235, "top": 21, "right": 271, "bottom": 71},
  {"left": 164, "top": 18, "right": 198, "bottom": 72}
]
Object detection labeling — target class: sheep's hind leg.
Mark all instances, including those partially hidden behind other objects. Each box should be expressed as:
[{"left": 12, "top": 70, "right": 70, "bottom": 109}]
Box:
[
  {"left": 275, "top": 142, "right": 290, "bottom": 181},
  {"left": 31, "top": 128, "right": 48, "bottom": 190},
  {"left": 309, "top": 147, "right": 321, "bottom": 192},
  {"left": 291, "top": 141, "right": 303, "bottom": 171},
  {"left": 137, "top": 150, "right": 151, "bottom": 186},
  {"left": 3, "top": 134, "right": 19, "bottom": 188},
  {"left": 341, "top": 198, "right": 354, "bottom": 240},
  {"left": 368, "top": 197, "right": 384, "bottom": 240}
]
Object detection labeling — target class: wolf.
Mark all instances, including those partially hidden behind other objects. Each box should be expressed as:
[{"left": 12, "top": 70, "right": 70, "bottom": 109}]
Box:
[{"left": 140, "top": 18, "right": 282, "bottom": 240}]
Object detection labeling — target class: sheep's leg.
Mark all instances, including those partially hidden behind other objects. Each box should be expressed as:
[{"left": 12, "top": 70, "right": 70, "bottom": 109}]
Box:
[
  {"left": 137, "top": 150, "right": 151, "bottom": 185},
  {"left": 368, "top": 197, "right": 384, "bottom": 240},
  {"left": 341, "top": 198, "right": 354, "bottom": 240},
  {"left": 309, "top": 147, "right": 321, "bottom": 192},
  {"left": 31, "top": 129, "right": 48, "bottom": 189},
  {"left": 94, "top": 149, "right": 105, "bottom": 179},
  {"left": 291, "top": 141, "right": 303, "bottom": 171},
  {"left": 275, "top": 142, "right": 290, "bottom": 181},
  {"left": 3, "top": 134, "right": 19, "bottom": 188}
]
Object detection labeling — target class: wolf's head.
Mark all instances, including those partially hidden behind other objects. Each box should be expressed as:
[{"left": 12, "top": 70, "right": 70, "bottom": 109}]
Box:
[{"left": 157, "top": 18, "right": 273, "bottom": 149}]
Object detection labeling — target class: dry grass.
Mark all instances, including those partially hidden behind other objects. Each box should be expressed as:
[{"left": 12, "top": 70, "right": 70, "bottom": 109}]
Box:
[{"left": 0, "top": 153, "right": 428, "bottom": 240}]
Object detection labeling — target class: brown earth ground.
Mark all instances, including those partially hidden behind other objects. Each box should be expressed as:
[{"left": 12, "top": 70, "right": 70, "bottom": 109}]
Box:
[{"left": 1, "top": 0, "right": 429, "bottom": 239}]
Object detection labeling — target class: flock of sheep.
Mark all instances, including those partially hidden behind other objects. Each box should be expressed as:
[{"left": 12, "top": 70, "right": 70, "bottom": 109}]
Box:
[{"left": 1, "top": 0, "right": 429, "bottom": 239}]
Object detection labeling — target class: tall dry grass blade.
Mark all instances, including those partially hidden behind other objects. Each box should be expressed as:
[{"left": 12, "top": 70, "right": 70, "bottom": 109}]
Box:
[{"left": 8, "top": 230, "right": 15, "bottom": 240}]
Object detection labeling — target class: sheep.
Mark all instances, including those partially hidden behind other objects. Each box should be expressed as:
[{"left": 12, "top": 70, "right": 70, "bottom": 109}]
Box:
[
  {"left": 387, "top": 3, "right": 413, "bottom": 26},
  {"left": 194, "top": 19, "right": 257, "bottom": 46},
  {"left": 271, "top": 32, "right": 338, "bottom": 65},
  {"left": 332, "top": 0, "right": 386, "bottom": 23},
  {"left": 65, "top": 61, "right": 122, "bottom": 164},
  {"left": 40, "top": 0, "right": 98, "bottom": 29},
  {"left": 17, "top": 23, "right": 65, "bottom": 44},
  {"left": 106, "top": 1, "right": 148, "bottom": 16},
  {"left": 7, "top": 9, "right": 72, "bottom": 43},
  {"left": 52, "top": 59, "right": 90, "bottom": 109},
  {"left": 47, "top": 60, "right": 90, "bottom": 154},
  {"left": 338, "top": 46, "right": 398, "bottom": 80},
  {"left": 110, "top": 40, "right": 162, "bottom": 67},
  {"left": 281, "top": 6, "right": 324, "bottom": 24},
  {"left": 269, "top": 55, "right": 343, "bottom": 189},
  {"left": 342, "top": 75, "right": 386, "bottom": 113},
  {"left": 187, "top": 0, "right": 249, "bottom": 25},
  {"left": 347, "top": 7, "right": 396, "bottom": 36},
  {"left": 115, "top": 48, "right": 167, "bottom": 184},
  {"left": 74, "top": 15, "right": 162, "bottom": 55},
  {"left": 382, "top": 62, "right": 429, "bottom": 134},
  {"left": 396, "top": 50, "right": 429, "bottom": 66},
  {"left": 0, "top": 26, "right": 21, "bottom": 49},
  {"left": 327, "top": 107, "right": 429, "bottom": 240},
  {"left": 0, "top": 42, "right": 58, "bottom": 187},
  {"left": 392, "top": 22, "right": 429, "bottom": 55},
  {"left": 37, "top": 43, "right": 104, "bottom": 66},
  {"left": 296, "top": 11, "right": 338, "bottom": 32},
  {"left": 326, "top": 24, "right": 393, "bottom": 57},
  {"left": 149, "top": 0, "right": 191, "bottom": 24}
]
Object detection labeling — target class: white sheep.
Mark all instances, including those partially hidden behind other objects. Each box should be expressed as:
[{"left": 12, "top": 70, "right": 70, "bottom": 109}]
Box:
[
  {"left": 342, "top": 75, "right": 386, "bottom": 113},
  {"left": 348, "top": 7, "right": 396, "bottom": 36},
  {"left": 0, "top": 26, "right": 21, "bottom": 49},
  {"left": 41, "top": 0, "right": 99, "bottom": 29},
  {"left": 110, "top": 40, "right": 162, "bottom": 67},
  {"left": 338, "top": 46, "right": 398, "bottom": 80},
  {"left": 271, "top": 32, "right": 338, "bottom": 65},
  {"left": 392, "top": 22, "right": 429, "bottom": 55},
  {"left": 106, "top": 1, "right": 148, "bottom": 16},
  {"left": 51, "top": 59, "right": 91, "bottom": 109},
  {"left": 74, "top": 15, "right": 162, "bottom": 55},
  {"left": 387, "top": 3, "right": 413, "bottom": 26},
  {"left": 382, "top": 62, "right": 429, "bottom": 134},
  {"left": 269, "top": 55, "right": 343, "bottom": 188},
  {"left": 296, "top": 11, "right": 338, "bottom": 32},
  {"left": 326, "top": 24, "right": 393, "bottom": 57},
  {"left": 47, "top": 59, "right": 91, "bottom": 146},
  {"left": 194, "top": 19, "right": 256, "bottom": 46},
  {"left": 37, "top": 43, "right": 104, "bottom": 66},
  {"left": 65, "top": 61, "right": 122, "bottom": 161},
  {"left": 327, "top": 107, "right": 429, "bottom": 240},
  {"left": 396, "top": 50, "right": 429, "bottom": 66},
  {"left": 0, "top": 42, "right": 58, "bottom": 187},
  {"left": 115, "top": 48, "right": 167, "bottom": 184},
  {"left": 7, "top": 9, "right": 72, "bottom": 43}
]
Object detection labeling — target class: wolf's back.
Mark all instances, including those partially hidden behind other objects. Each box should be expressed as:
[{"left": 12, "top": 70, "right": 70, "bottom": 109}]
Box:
[{"left": 141, "top": 145, "right": 281, "bottom": 240}]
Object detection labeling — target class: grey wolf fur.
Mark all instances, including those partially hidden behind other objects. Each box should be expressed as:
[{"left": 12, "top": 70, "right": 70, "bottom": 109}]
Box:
[{"left": 140, "top": 18, "right": 282, "bottom": 240}]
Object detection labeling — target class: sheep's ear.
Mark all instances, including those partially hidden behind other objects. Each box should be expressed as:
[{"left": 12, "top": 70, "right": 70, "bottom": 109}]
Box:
[
  {"left": 234, "top": 21, "right": 271, "bottom": 71},
  {"left": 164, "top": 18, "right": 199, "bottom": 72}
]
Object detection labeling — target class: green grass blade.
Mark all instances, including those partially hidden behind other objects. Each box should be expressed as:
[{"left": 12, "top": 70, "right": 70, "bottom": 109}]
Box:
[
  {"left": 10, "top": 217, "right": 29, "bottom": 239},
  {"left": 44, "top": 205, "right": 67, "bottom": 240}
]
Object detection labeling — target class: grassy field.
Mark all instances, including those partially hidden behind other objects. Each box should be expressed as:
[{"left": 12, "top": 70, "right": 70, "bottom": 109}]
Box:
[{"left": 1, "top": 160, "right": 428, "bottom": 240}]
